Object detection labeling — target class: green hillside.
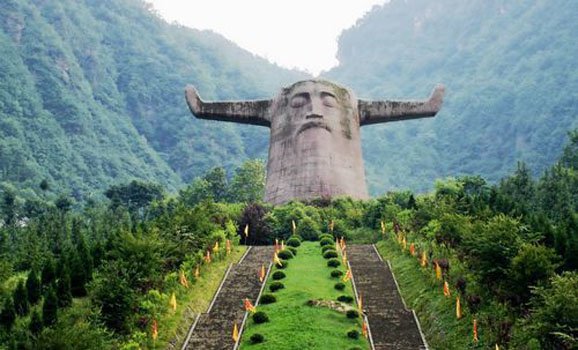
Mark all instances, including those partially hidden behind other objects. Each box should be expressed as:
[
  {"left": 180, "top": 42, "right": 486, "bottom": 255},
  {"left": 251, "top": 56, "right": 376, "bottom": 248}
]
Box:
[
  {"left": 326, "top": 0, "right": 578, "bottom": 194},
  {"left": 0, "top": 0, "right": 306, "bottom": 199}
]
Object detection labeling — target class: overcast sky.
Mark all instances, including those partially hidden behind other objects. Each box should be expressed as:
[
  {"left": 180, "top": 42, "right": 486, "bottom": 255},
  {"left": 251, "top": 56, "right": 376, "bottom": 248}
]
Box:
[{"left": 146, "top": 0, "right": 386, "bottom": 76}]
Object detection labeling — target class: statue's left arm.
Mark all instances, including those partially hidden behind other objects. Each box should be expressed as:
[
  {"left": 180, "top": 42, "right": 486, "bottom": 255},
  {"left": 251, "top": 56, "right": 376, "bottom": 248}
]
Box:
[{"left": 358, "top": 84, "right": 445, "bottom": 126}]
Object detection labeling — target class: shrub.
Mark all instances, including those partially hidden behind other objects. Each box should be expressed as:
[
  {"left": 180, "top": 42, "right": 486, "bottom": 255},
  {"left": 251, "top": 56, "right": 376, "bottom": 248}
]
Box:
[
  {"left": 320, "top": 237, "right": 334, "bottom": 247},
  {"left": 334, "top": 282, "right": 346, "bottom": 291},
  {"left": 259, "top": 293, "right": 277, "bottom": 304},
  {"left": 346, "top": 310, "right": 359, "bottom": 318},
  {"left": 331, "top": 270, "right": 343, "bottom": 278},
  {"left": 327, "top": 258, "right": 341, "bottom": 268},
  {"left": 321, "top": 245, "right": 335, "bottom": 253},
  {"left": 337, "top": 295, "right": 354, "bottom": 303},
  {"left": 347, "top": 329, "right": 360, "bottom": 339},
  {"left": 349, "top": 347, "right": 363, "bottom": 350},
  {"left": 276, "top": 259, "right": 289, "bottom": 269},
  {"left": 286, "top": 237, "right": 301, "bottom": 247},
  {"left": 319, "top": 234, "right": 333, "bottom": 241},
  {"left": 272, "top": 271, "right": 286, "bottom": 280},
  {"left": 252, "top": 311, "right": 269, "bottom": 324},
  {"left": 277, "top": 249, "right": 294, "bottom": 260},
  {"left": 250, "top": 333, "right": 265, "bottom": 344},
  {"left": 287, "top": 246, "right": 298, "bottom": 256},
  {"left": 297, "top": 217, "right": 321, "bottom": 241},
  {"left": 323, "top": 250, "right": 338, "bottom": 259},
  {"left": 269, "top": 281, "right": 285, "bottom": 292}
]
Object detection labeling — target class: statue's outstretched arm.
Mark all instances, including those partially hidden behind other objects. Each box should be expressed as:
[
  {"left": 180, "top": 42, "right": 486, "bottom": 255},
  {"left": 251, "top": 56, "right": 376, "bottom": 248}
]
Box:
[
  {"left": 185, "top": 85, "right": 272, "bottom": 127},
  {"left": 358, "top": 84, "right": 445, "bottom": 126}
]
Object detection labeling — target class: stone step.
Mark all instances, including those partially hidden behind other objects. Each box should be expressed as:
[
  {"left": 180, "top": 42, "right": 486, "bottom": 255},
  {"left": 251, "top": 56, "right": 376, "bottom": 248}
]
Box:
[
  {"left": 348, "top": 244, "right": 428, "bottom": 350},
  {"left": 183, "top": 246, "right": 272, "bottom": 350}
]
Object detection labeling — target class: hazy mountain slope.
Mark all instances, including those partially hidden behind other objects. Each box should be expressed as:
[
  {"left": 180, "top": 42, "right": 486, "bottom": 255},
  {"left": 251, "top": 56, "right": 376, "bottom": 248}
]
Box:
[
  {"left": 326, "top": 0, "right": 578, "bottom": 194},
  {"left": 0, "top": 0, "right": 306, "bottom": 198}
]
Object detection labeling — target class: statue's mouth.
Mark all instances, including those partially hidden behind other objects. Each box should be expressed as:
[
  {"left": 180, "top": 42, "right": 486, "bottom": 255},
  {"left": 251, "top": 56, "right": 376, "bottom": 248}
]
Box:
[{"left": 298, "top": 121, "right": 332, "bottom": 135}]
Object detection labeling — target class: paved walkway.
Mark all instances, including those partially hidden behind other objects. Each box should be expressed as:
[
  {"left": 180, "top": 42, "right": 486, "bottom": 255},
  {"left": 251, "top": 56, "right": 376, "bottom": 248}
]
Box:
[{"left": 348, "top": 244, "right": 428, "bottom": 350}]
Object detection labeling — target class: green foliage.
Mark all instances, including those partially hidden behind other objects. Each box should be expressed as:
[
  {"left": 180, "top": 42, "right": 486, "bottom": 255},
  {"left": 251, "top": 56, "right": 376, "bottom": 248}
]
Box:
[
  {"left": 286, "top": 237, "right": 301, "bottom": 247},
  {"left": 346, "top": 310, "right": 359, "bottom": 319},
  {"left": 26, "top": 269, "right": 41, "bottom": 304},
  {"left": 269, "top": 281, "right": 285, "bottom": 293},
  {"left": 56, "top": 267, "right": 73, "bottom": 307},
  {"left": 277, "top": 249, "right": 294, "bottom": 260},
  {"left": 319, "top": 238, "right": 334, "bottom": 247},
  {"left": 0, "top": 298, "right": 16, "bottom": 330},
  {"left": 347, "top": 329, "right": 360, "bottom": 339},
  {"left": 297, "top": 216, "right": 321, "bottom": 241},
  {"left": 334, "top": 282, "right": 346, "bottom": 291},
  {"left": 286, "top": 246, "right": 298, "bottom": 256},
  {"left": 271, "top": 271, "right": 286, "bottom": 280},
  {"left": 42, "top": 288, "right": 58, "bottom": 327},
  {"left": 331, "top": 270, "right": 343, "bottom": 278},
  {"left": 509, "top": 244, "right": 560, "bottom": 304},
  {"left": 321, "top": 245, "right": 335, "bottom": 253},
  {"left": 323, "top": 250, "right": 338, "bottom": 259},
  {"left": 250, "top": 333, "right": 264, "bottom": 344},
  {"left": 29, "top": 309, "right": 43, "bottom": 335},
  {"left": 252, "top": 311, "right": 269, "bottom": 324},
  {"left": 338, "top": 295, "right": 354, "bottom": 303},
  {"left": 228, "top": 160, "right": 266, "bottom": 203},
  {"left": 13, "top": 280, "right": 29, "bottom": 315},
  {"left": 327, "top": 259, "right": 341, "bottom": 268},
  {"left": 259, "top": 294, "right": 277, "bottom": 305}
]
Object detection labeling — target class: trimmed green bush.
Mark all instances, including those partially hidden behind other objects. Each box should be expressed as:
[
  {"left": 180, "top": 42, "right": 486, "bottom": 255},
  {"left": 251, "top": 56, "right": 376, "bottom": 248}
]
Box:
[
  {"left": 287, "top": 246, "right": 298, "bottom": 256},
  {"left": 347, "top": 329, "right": 360, "bottom": 339},
  {"left": 276, "top": 259, "right": 289, "bottom": 269},
  {"left": 321, "top": 245, "right": 335, "bottom": 253},
  {"left": 349, "top": 347, "right": 363, "bottom": 350},
  {"left": 286, "top": 237, "right": 301, "bottom": 247},
  {"left": 334, "top": 282, "right": 346, "bottom": 290},
  {"left": 319, "top": 237, "right": 334, "bottom": 247},
  {"left": 250, "top": 333, "right": 265, "bottom": 344},
  {"left": 269, "top": 281, "right": 285, "bottom": 292},
  {"left": 252, "top": 311, "right": 269, "bottom": 324},
  {"left": 327, "top": 258, "right": 341, "bottom": 268},
  {"left": 346, "top": 310, "right": 359, "bottom": 318},
  {"left": 277, "top": 249, "right": 294, "bottom": 260},
  {"left": 323, "top": 250, "right": 338, "bottom": 259},
  {"left": 337, "top": 295, "right": 354, "bottom": 303},
  {"left": 330, "top": 270, "right": 343, "bottom": 278},
  {"left": 319, "top": 234, "right": 333, "bottom": 241},
  {"left": 272, "top": 271, "right": 286, "bottom": 280},
  {"left": 259, "top": 293, "right": 277, "bottom": 304}
]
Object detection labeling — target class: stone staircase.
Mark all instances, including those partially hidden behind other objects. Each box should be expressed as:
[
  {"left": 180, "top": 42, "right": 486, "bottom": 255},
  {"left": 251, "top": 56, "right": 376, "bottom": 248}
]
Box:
[
  {"left": 182, "top": 246, "right": 272, "bottom": 350},
  {"left": 348, "top": 245, "right": 428, "bottom": 350}
]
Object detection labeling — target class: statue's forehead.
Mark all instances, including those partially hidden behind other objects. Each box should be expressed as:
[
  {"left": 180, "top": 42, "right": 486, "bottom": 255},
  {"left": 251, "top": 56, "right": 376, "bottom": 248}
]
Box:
[{"left": 284, "top": 80, "right": 348, "bottom": 97}]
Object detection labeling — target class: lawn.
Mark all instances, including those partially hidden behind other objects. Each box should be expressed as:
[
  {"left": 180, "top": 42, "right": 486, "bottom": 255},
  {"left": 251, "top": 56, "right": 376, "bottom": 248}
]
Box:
[{"left": 239, "top": 241, "right": 369, "bottom": 350}]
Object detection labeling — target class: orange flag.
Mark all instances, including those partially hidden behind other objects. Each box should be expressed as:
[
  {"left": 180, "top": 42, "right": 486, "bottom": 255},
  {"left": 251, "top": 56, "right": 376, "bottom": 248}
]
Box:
[
  {"left": 335, "top": 237, "right": 341, "bottom": 252},
  {"left": 435, "top": 262, "right": 442, "bottom": 280},
  {"left": 456, "top": 296, "right": 462, "bottom": 319},
  {"left": 473, "top": 318, "right": 479, "bottom": 343},
  {"left": 226, "top": 239, "right": 231, "bottom": 255},
  {"left": 169, "top": 292, "right": 177, "bottom": 311},
  {"left": 362, "top": 320, "right": 368, "bottom": 338},
  {"left": 340, "top": 237, "right": 346, "bottom": 250},
  {"left": 420, "top": 251, "right": 428, "bottom": 267},
  {"left": 194, "top": 265, "right": 200, "bottom": 278},
  {"left": 204, "top": 250, "right": 211, "bottom": 264},
  {"left": 259, "top": 264, "right": 266, "bottom": 283},
  {"left": 244, "top": 224, "right": 249, "bottom": 237},
  {"left": 409, "top": 243, "right": 415, "bottom": 256},
  {"left": 151, "top": 319, "right": 158, "bottom": 341},
  {"left": 244, "top": 298, "right": 256, "bottom": 313},
  {"left": 179, "top": 270, "right": 189, "bottom": 288},
  {"left": 342, "top": 269, "right": 352, "bottom": 282},
  {"left": 443, "top": 280, "right": 451, "bottom": 297},
  {"left": 273, "top": 252, "right": 282, "bottom": 267},
  {"left": 232, "top": 322, "right": 239, "bottom": 342}
]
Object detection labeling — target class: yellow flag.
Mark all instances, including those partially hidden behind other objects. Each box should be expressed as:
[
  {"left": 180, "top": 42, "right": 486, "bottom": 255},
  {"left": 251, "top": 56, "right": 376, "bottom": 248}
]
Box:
[
  {"left": 244, "top": 224, "right": 249, "bottom": 237},
  {"left": 273, "top": 252, "right": 282, "bottom": 267},
  {"left": 335, "top": 237, "right": 340, "bottom": 252},
  {"left": 179, "top": 270, "right": 189, "bottom": 288},
  {"left": 420, "top": 251, "right": 428, "bottom": 267},
  {"left": 435, "top": 262, "right": 442, "bottom": 280},
  {"left": 329, "top": 219, "right": 334, "bottom": 233},
  {"left": 213, "top": 241, "right": 219, "bottom": 253},
  {"left": 443, "top": 280, "right": 451, "bottom": 297},
  {"left": 380, "top": 220, "right": 385, "bottom": 234},
  {"left": 342, "top": 250, "right": 347, "bottom": 265},
  {"left": 281, "top": 240, "right": 285, "bottom": 251},
  {"left": 194, "top": 265, "right": 200, "bottom": 278},
  {"left": 275, "top": 238, "right": 279, "bottom": 253},
  {"left": 292, "top": 220, "right": 296, "bottom": 235},
  {"left": 259, "top": 264, "right": 266, "bottom": 283},
  {"left": 151, "top": 319, "right": 158, "bottom": 341},
  {"left": 226, "top": 239, "right": 231, "bottom": 255},
  {"left": 169, "top": 292, "right": 177, "bottom": 311},
  {"left": 358, "top": 293, "right": 363, "bottom": 315},
  {"left": 232, "top": 322, "right": 239, "bottom": 342},
  {"left": 401, "top": 236, "right": 407, "bottom": 250},
  {"left": 342, "top": 269, "right": 352, "bottom": 282},
  {"left": 456, "top": 296, "right": 462, "bottom": 319},
  {"left": 204, "top": 250, "right": 211, "bottom": 264},
  {"left": 495, "top": 344, "right": 500, "bottom": 350}
]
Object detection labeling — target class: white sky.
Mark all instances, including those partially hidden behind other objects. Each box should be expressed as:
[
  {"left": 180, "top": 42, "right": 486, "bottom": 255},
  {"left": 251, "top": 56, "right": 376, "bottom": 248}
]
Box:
[{"left": 146, "top": 0, "right": 386, "bottom": 76}]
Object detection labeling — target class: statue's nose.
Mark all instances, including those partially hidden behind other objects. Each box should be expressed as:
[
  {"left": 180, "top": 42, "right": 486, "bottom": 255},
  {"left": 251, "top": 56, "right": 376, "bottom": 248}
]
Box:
[{"left": 306, "top": 98, "right": 324, "bottom": 119}]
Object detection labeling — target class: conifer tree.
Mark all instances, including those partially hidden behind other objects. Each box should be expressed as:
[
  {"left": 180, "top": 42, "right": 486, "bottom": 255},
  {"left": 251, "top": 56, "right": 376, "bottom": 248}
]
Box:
[
  {"left": 41, "top": 259, "right": 56, "bottom": 287},
  {"left": 0, "top": 298, "right": 16, "bottom": 330},
  {"left": 29, "top": 309, "right": 43, "bottom": 335},
  {"left": 42, "top": 288, "right": 58, "bottom": 327},
  {"left": 26, "top": 269, "right": 41, "bottom": 304},
  {"left": 56, "top": 267, "right": 73, "bottom": 307},
  {"left": 13, "top": 280, "right": 29, "bottom": 315}
]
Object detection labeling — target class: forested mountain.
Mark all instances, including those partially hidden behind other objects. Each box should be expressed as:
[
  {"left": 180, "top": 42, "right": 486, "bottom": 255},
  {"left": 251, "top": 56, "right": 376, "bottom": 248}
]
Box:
[
  {"left": 0, "top": 0, "right": 306, "bottom": 200},
  {"left": 326, "top": 0, "right": 578, "bottom": 193}
]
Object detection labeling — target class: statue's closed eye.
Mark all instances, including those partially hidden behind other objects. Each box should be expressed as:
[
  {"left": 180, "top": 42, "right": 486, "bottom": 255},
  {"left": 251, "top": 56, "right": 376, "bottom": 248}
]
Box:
[
  {"left": 321, "top": 92, "right": 338, "bottom": 108},
  {"left": 290, "top": 93, "right": 309, "bottom": 108}
]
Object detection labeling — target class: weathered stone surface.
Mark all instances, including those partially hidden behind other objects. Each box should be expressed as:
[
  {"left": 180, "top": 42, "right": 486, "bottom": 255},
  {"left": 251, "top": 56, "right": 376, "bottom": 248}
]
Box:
[{"left": 185, "top": 80, "right": 444, "bottom": 204}]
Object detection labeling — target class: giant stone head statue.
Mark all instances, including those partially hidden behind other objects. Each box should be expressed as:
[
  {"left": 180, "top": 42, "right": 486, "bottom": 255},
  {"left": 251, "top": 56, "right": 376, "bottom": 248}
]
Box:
[{"left": 185, "top": 79, "right": 444, "bottom": 205}]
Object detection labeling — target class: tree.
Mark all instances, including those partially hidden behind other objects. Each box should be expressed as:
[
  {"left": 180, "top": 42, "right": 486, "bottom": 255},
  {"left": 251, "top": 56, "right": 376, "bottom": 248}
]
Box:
[
  {"left": 29, "top": 309, "right": 43, "bottom": 335},
  {"left": 56, "top": 267, "right": 73, "bottom": 307},
  {"left": 229, "top": 160, "right": 266, "bottom": 203},
  {"left": 41, "top": 258, "right": 56, "bottom": 287},
  {"left": 14, "top": 280, "right": 29, "bottom": 315},
  {"left": 509, "top": 244, "right": 560, "bottom": 304},
  {"left": 105, "top": 180, "right": 164, "bottom": 219},
  {"left": 26, "top": 269, "right": 42, "bottom": 305},
  {"left": 42, "top": 288, "right": 58, "bottom": 327},
  {"left": 0, "top": 297, "right": 16, "bottom": 330},
  {"left": 204, "top": 167, "right": 229, "bottom": 202}
]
